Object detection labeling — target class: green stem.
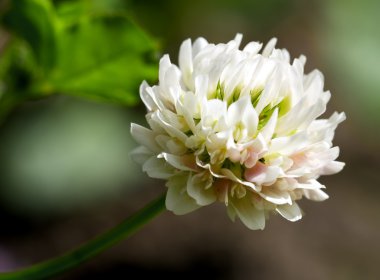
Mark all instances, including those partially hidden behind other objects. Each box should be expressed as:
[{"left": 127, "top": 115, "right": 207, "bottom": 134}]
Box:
[{"left": 0, "top": 193, "right": 166, "bottom": 280}]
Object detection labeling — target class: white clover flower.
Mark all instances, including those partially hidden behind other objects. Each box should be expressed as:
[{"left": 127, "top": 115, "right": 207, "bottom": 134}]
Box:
[{"left": 131, "top": 34, "right": 345, "bottom": 230}]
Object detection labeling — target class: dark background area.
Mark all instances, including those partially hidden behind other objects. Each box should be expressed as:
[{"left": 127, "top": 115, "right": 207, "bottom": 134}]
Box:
[{"left": 0, "top": 0, "right": 379, "bottom": 279}]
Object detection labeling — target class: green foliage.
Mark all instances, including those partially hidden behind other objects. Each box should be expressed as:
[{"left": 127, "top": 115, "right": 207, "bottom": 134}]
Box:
[
  {"left": 51, "top": 14, "right": 157, "bottom": 105},
  {"left": 0, "top": 0, "right": 159, "bottom": 121},
  {"left": 2, "top": 0, "right": 57, "bottom": 72}
]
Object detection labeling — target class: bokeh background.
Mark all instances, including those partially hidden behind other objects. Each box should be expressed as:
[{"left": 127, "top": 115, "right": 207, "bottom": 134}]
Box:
[{"left": 0, "top": 0, "right": 379, "bottom": 279}]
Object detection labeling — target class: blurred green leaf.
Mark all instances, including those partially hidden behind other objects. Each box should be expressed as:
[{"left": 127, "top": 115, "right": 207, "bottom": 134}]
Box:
[
  {"left": 0, "top": 0, "right": 159, "bottom": 118},
  {"left": 50, "top": 13, "right": 158, "bottom": 105},
  {"left": 1, "top": 0, "right": 57, "bottom": 73},
  {"left": 0, "top": 38, "right": 42, "bottom": 121}
]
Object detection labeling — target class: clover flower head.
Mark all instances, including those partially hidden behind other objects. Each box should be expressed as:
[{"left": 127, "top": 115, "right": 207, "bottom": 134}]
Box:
[{"left": 131, "top": 34, "right": 345, "bottom": 230}]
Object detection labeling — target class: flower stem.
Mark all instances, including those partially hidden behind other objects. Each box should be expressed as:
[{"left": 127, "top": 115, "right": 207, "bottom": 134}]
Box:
[{"left": 0, "top": 193, "right": 166, "bottom": 280}]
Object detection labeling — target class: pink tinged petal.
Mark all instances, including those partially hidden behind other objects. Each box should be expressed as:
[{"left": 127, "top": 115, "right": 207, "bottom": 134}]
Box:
[
  {"left": 166, "top": 173, "right": 201, "bottom": 215},
  {"left": 187, "top": 172, "right": 216, "bottom": 206},
  {"left": 303, "top": 188, "right": 329, "bottom": 201},
  {"left": 162, "top": 153, "right": 198, "bottom": 171},
  {"left": 130, "top": 123, "right": 161, "bottom": 153},
  {"left": 243, "top": 150, "right": 259, "bottom": 169},
  {"left": 130, "top": 146, "right": 152, "bottom": 165},
  {"left": 276, "top": 203, "right": 302, "bottom": 222},
  {"left": 142, "top": 156, "right": 174, "bottom": 179},
  {"left": 244, "top": 162, "right": 282, "bottom": 185},
  {"left": 238, "top": 135, "right": 268, "bottom": 168},
  {"left": 262, "top": 38, "right": 277, "bottom": 57},
  {"left": 230, "top": 195, "right": 265, "bottom": 230}
]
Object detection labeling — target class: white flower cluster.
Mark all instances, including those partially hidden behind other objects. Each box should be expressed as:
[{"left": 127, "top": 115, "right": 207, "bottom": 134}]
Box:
[{"left": 131, "top": 34, "right": 345, "bottom": 230}]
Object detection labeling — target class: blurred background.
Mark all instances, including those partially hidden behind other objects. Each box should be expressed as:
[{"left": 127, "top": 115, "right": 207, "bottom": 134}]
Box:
[{"left": 0, "top": 0, "right": 379, "bottom": 279}]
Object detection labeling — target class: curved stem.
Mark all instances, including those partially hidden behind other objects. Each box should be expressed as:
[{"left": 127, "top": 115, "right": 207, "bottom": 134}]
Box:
[{"left": 0, "top": 193, "right": 166, "bottom": 280}]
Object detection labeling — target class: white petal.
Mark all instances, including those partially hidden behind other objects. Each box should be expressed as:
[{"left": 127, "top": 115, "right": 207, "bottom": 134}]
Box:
[
  {"left": 276, "top": 97, "right": 326, "bottom": 136},
  {"left": 130, "top": 123, "right": 161, "bottom": 153},
  {"left": 166, "top": 173, "right": 201, "bottom": 215},
  {"left": 175, "top": 92, "right": 198, "bottom": 131},
  {"left": 195, "top": 74, "right": 209, "bottom": 99},
  {"left": 227, "top": 95, "right": 258, "bottom": 137},
  {"left": 230, "top": 195, "right": 265, "bottom": 230},
  {"left": 142, "top": 156, "right": 174, "bottom": 179},
  {"left": 220, "top": 168, "right": 260, "bottom": 192},
  {"left": 308, "top": 112, "right": 346, "bottom": 144},
  {"left": 153, "top": 112, "right": 188, "bottom": 143},
  {"left": 259, "top": 188, "right": 292, "bottom": 205},
  {"left": 192, "top": 37, "right": 208, "bottom": 57},
  {"left": 244, "top": 162, "right": 283, "bottom": 186},
  {"left": 234, "top": 33, "right": 243, "bottom": 48},
  {"left": 139, "top": 81, "right": 156, "bottom": 111},
  {"left": 243, "top": 42, "right": 263, "bottom": 56},
  {"left": 303, "top": 188, "right": 329, "bottom": 201},
  {"left": 260, "top": 108, "right": 278, "bottom": 142},
  {"left": 276, "top": 203, "right": 302, "bottom": 221},
  {"left": 187, "top": 172, "right": 216, "bottom": 206},
  {"left": 179, "top": 38, "right": 193, "bottom": 88},
  {"left": 130, "top": 146, "right": 152, "bottom": 165},
  {"left": 296, "top": 179, "right": 325, "bottom": 190},
  {"left": 262, "top": 37, "right": 277, "bottom": 57},
  {"left": 162, "top": 153, "right": 198, "bottom": 171},
  {"left": 155, "top": 135, "right": 187, "bottom": 155},
  {"left": 163, "top": 65, "right": 181, "bottom": 93},
  {"left": 255, "top": 67, "right": 281, "bottom": 115},
  {"left": 319, "top": 160, "right": 345, "bottom": 175},
  {"left": 159, "top": 55, "right": 172, "bottom": 85},
  {"left": 269, "top": 131, "right": 308, "bottom": 155}
]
